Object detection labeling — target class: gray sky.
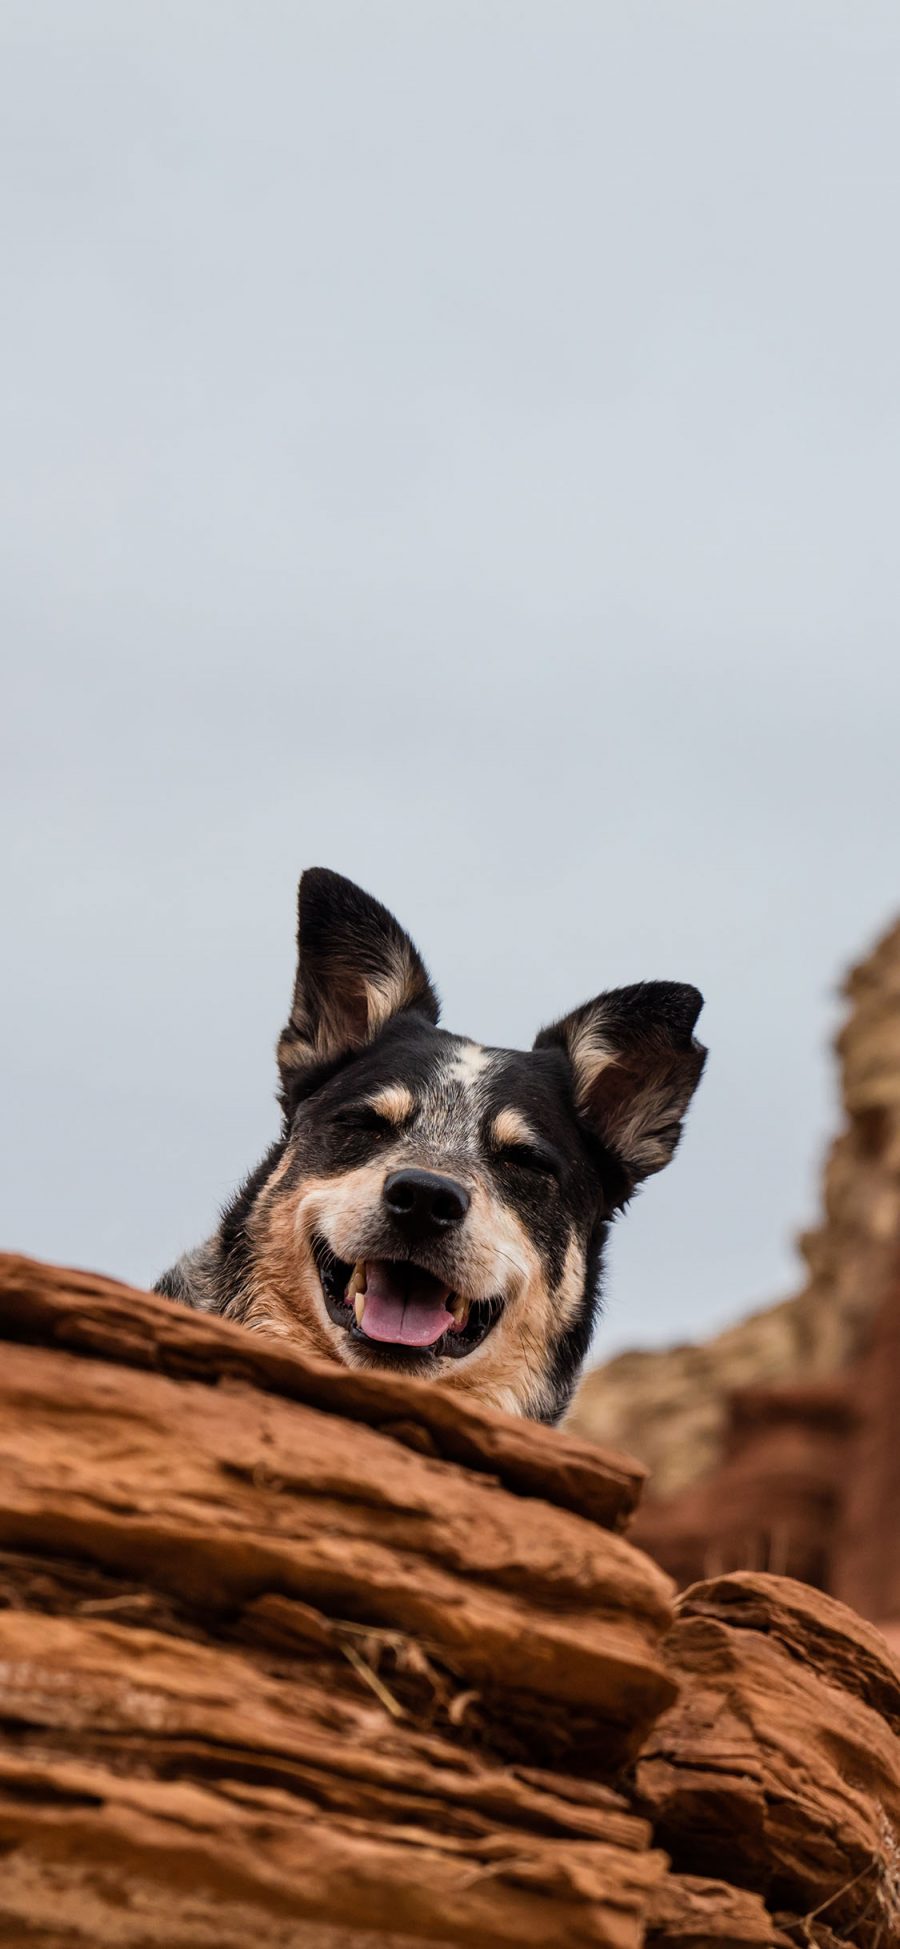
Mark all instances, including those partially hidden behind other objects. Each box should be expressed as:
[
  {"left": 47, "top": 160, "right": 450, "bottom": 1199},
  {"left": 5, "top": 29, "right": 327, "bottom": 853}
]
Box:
[{"left": 2, "top": 2, "right": 899, "bottom": 1361}]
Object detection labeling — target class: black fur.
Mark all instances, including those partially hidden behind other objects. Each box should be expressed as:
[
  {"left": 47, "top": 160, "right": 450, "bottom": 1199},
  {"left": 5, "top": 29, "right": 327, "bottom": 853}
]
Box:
[{"left": 156, "top": 869, "right": 707, "bottom": 1423}]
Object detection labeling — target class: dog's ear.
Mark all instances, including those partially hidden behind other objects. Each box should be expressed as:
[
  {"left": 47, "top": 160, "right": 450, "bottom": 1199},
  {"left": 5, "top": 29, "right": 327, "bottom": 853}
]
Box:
[
  {"left": 535, "top": 982, "right": 706, "bottom": 1187},
  {"left": 277, "top": 869, "right": 439, "bottom": 1097}
]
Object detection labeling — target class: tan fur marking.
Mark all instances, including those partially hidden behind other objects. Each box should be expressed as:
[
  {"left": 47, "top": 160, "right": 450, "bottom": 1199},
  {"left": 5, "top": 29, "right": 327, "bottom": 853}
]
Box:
[
  {"left": 393, "top": 1203, "right": 587, "bottom": 1422},
  {"left": 610, "top": 1073, "right": 695, "bottom": 1174},
  {"left": 567, "top": 1018, "right": 617, "bottom": 1104},
  {"left": 365, "top": 960, "right": 417, "bottom": 1036},
  {"left": 280, "top": 937, "right": 426, "bottom": 1076},
  {"left": 555, "top": 1233, "right": 587, "bottom": 1333},
  {"left": 242, "top": 1133, "right": 584, "bottom": 1420},
  {"left": 243, "top": 1177, "right": 343, "bottom": 1361},
  {"left": 491, "top": 1107, "right": 540, "bottom": 1151},
  {"left": 367, "top": 1083, "right": 415, "bottom": 1126}
]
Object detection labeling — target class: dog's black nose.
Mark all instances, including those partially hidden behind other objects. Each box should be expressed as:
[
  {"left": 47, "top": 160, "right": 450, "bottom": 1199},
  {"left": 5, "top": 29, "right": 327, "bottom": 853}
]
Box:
[{"left": 383, "top": 1168, "right": 470, "bottom": 1235}]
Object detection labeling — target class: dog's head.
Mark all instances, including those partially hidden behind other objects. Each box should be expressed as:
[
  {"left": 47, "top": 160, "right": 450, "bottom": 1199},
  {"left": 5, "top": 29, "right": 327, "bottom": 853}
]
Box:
[{"left": 241, "top": 868, "right": 706, "bottom": 1422}]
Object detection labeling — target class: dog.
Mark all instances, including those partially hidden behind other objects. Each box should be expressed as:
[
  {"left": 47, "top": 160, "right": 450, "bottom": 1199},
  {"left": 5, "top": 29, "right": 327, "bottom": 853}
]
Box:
[{"left": 156, "top": 868, "right": 706, "bottom": 1423}]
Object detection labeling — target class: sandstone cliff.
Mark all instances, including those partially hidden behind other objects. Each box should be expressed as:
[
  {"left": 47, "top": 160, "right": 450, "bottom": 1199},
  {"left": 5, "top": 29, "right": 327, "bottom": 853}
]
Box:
[
  {"left": 1, "top": 1252, "right": 899, "bottom": 1947},
  {"left": 567, "top": 915, "right": 900, "bottom": 1504}
]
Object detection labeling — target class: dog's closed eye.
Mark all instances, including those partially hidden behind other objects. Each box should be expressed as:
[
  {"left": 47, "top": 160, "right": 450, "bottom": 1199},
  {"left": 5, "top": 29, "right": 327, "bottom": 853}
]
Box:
[
  {"left": 333, "top": 1104, "right": 396, "bottom": 1136},
  {"left": 496, "top": 1141, "right": 562, "bottom": 1183}
]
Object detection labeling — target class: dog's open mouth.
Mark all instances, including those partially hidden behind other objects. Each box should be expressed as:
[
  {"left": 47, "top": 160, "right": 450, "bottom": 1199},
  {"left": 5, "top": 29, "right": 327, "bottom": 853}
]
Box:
[{"left": 313, "top": 1236, "right": 502, "bottom": 1360}]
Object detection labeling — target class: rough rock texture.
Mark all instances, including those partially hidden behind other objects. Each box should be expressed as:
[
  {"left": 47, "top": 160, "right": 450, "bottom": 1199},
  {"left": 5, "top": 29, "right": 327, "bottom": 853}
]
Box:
[
  {"left": 643, "top": 1877, "right": 790, "bottom": 1947},
  {"left": 834, "top": 1266, "right": 900, "bottom": 1631},
  {"left": 568, "top": 915, "right": 900, "bottom": 1504},
  {"left": 637, "top": 1573, "right": 900, "bottom": 1948},
  {"left": 0, "top": 1252, "right": 671, "bottom": 1948},
  {"left": 2, "top": 1253, "right": 899, "bottom": 1947}
]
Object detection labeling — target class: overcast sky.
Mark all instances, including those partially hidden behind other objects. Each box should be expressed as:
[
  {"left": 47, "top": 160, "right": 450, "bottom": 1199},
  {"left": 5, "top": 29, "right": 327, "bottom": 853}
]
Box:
[{"left": 2, "top": 2, "right": 899, "bottom": 1360}]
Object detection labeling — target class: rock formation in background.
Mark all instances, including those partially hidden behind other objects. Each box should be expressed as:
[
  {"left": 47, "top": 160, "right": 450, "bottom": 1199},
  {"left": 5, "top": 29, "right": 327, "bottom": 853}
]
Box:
[
  {"left": 1, "top": 1252, "right": 899, "bottom": 1947},
  {"left": 568, "top": 915, "right": 900, "bottom": 1644}
]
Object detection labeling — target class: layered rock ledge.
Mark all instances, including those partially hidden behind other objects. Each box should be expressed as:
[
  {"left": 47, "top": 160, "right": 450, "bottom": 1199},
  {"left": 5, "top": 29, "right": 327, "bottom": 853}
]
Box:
[{"left": 0, "top": 1253, "right": 897, "bottom": 1947}]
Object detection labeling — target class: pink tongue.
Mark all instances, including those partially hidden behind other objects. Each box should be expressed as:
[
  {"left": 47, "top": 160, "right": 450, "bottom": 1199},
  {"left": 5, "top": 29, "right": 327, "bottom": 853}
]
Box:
[{"left": 359, "top": 1262, "right": 454, "bottom": 1347}]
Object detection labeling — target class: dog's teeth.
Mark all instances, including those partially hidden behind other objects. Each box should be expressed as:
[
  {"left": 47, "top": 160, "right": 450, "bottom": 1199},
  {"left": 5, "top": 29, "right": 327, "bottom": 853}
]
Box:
[
  {"left": 449, "top": 1295, "right": 470, "bottom": 1326},
  {"left": 346, "top": 1261, "right": 367, "bottom": 1327},
  {"left": 346, "top": 1261, "right": 367, "bottom": 1300}
]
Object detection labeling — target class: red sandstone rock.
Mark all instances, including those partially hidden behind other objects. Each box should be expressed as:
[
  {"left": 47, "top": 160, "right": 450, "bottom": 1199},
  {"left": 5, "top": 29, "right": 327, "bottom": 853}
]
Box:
[
  {"left": 0, "top": 1253, "right": 671, "bottom": 1946},
  {"left": 569, "top": 914, "right": 900, "bottom": 1509},
  {"left": 631, "top": 1382, "right": 855, "bottom": 1591},
  {"left": 569, "top": 916, "right": 900, "bottom": 1650},
  {"left": 834, "top": 1269, "right": 900, "bottom": 1626},
  {"left": 636, "top": 1573, "right": 900, "bottom": 1948},
  {"left": 0, "top": 1252, "right": 646, "bottom": 1533},
  {"left": 643, "top": 1876, "right": 789, "bottom": 1946},
  {"left": 2, "top": 1254, "right": 899, "bottom": 1948}
]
